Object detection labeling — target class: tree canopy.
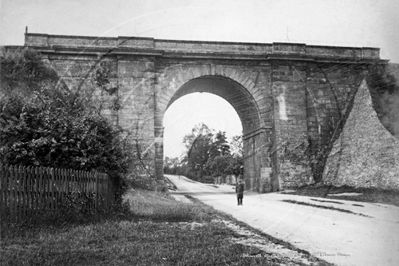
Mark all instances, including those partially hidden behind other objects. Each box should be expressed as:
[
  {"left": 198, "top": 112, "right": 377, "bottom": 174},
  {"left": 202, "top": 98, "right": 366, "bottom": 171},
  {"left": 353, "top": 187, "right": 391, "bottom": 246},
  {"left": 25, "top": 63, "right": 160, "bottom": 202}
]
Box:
[{"left": 165, "top": 123, "right": 243, "bottom": 182}]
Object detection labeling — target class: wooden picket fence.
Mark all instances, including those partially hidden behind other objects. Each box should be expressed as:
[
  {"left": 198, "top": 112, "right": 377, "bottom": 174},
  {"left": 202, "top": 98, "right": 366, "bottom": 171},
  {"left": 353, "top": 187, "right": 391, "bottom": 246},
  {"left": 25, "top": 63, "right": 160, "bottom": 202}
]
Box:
[{"left": 0, "top": 164, "right": 114, "bottom": 221}]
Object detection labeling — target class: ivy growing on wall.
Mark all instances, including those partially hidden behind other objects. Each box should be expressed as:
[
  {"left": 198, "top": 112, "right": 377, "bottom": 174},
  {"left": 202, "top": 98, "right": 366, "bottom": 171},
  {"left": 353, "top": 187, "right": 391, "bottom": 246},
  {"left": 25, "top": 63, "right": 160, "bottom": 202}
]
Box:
[{"left": 366, "top": 63, "right": 399, "bottom": 139}]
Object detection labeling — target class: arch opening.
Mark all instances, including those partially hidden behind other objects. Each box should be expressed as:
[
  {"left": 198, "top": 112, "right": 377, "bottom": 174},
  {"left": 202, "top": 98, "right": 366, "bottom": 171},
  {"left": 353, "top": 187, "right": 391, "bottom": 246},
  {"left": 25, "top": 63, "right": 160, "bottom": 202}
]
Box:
[
  {"left": 157, "top": 75, "right": 273, "bottom": 192},
  {"left": 163, "top": 92, "right": 242, "bottom": 159},
  {"left": 167, "top": 76, "right": 261, "bottom": 135}
]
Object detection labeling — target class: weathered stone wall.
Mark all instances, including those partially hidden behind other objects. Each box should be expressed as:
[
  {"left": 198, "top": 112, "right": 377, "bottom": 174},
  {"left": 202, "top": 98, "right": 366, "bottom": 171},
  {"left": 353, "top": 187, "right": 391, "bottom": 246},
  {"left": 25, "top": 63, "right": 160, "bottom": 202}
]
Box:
[
  {"left": 269, "top": 61, "right": 367, "bottom": 188},
  {"left": 323, "top": 79, "right": 399, "bottom": 189},
  {"left": 117, "top": 55, "right": 157, "bottom": 178},
  {"left": 272, "top": 75, "right": 312, "bottom": 188},
  {"left": 44, "top": 53, "right": 157, "bottom": 177},
  {"left": 19, "top": 32, "right": 387, "bottom": 192},
  {"left": 243, "top": 130, "right": 271, "bottom": 192},
  {"left": 305, "top": 64, "right": 366, "bottom": 149}
]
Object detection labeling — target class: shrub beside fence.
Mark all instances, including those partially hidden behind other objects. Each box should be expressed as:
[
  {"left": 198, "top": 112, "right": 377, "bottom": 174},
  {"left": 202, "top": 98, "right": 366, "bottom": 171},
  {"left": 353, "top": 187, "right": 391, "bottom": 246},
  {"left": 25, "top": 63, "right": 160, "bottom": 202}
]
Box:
[{"left": 0, "top": 164, "right": 114, "bottom": 221}]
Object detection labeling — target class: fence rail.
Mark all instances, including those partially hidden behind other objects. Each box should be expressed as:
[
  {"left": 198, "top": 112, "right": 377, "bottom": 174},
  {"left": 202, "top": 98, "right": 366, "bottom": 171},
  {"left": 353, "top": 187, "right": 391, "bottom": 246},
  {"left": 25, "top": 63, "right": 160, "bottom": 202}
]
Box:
[{"left": 0, "top": 164, "right": 114, "bottom": 221}]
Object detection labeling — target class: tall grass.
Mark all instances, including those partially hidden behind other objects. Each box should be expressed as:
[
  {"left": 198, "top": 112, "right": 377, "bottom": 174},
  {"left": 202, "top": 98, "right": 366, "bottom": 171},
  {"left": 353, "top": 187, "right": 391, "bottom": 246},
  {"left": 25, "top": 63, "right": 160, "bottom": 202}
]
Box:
[{"left": 125, "top": 189, "right": 212, "bottom": 222}]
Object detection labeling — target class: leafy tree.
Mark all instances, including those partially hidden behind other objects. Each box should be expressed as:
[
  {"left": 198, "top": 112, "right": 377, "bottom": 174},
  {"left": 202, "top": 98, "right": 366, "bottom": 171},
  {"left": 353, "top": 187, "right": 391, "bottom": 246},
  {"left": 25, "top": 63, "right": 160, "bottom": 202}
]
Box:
[
  {"left": 0, "top": 47, "right": 132, "bottom": 200},
  {"left": 163, "top": 156, "right": 181, "bottom": 174},
  {"left": 209, "top": 131, "right": 230, "bottom": 158},
  {"left": 179, "top": 124, "right": 243, "bottom": 181},
  {"left": 205, "top": 155, "right": 233, "bottom": 177},
  {"left": 182, "top": 123, "right": 214, "bottom": 179},
  {"left": 0, "top": 47, "right": 59, "bottom": 95}
]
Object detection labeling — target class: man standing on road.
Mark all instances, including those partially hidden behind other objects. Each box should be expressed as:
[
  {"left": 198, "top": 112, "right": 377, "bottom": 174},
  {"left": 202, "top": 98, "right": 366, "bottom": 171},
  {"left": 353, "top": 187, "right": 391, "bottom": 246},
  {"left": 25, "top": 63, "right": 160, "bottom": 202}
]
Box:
[{"left": 236, "top": 179, "right": 244, "bottom": 205}]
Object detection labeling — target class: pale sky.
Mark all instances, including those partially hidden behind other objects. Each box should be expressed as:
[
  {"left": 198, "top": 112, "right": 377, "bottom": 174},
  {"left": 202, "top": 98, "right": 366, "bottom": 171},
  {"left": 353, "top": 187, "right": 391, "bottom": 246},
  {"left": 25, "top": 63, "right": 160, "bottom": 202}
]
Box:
[
  {"left": 1, "top": 0, "right": 398, "bottom": 158},
  {"left": 163, "top": 93, "right": 242, "bottom": 158}
]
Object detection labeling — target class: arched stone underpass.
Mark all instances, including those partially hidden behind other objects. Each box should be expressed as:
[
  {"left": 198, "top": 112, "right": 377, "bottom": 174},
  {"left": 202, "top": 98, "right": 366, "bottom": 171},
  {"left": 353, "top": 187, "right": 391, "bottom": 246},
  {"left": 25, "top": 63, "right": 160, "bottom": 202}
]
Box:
[{"left": 157, "top": 75, "right": 273, "bottom": 192}]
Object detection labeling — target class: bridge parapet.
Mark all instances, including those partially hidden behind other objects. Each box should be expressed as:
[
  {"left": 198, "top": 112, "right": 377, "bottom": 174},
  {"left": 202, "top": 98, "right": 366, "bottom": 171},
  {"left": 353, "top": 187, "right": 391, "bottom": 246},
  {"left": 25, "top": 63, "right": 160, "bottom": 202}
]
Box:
[{"left": 25, "top": 33, "right": 380, "bottom": 60}]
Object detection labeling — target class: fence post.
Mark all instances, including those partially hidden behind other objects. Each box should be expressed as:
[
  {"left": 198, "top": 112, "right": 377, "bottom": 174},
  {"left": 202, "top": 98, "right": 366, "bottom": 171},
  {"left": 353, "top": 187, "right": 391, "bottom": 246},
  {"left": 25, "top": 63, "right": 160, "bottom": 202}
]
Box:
[
  {"left": 45, "top": 167, "right": 50, "bottom": 210},
  {"left": 0, "top": 165, "right": 3, "bottom": 216},
  {"left": 90, "top": 172, "right": 94, "bottom": 213},
  {"left": 26, "top": 166, "right": 32, "bottom": 217},
  {"left": 95, "top": 172, "right": 98, "bottom": 214},
  {"left": 49, "top": 168, "right": 54, "bottom": 211},
  {"left": 19, "top": 165, "right": 25, "bottom": 220},
  {"left": 103, "top": 174, "right": 108, "bottom": 209},
  {"left": 110, "top": 175, "right": 114, "bottom": 206},
  {"left": 0, "top": 165, "right": 5, "bottom": 217},
  {"left": 39, "top": 167, "right": 44, "bottom": 212},
  {"left": 0, "top": 165, "right": 6, "bottom": 218},
  {"left": 33, "top": 166, "right": 38, "bottom": 215},
  {"left": 9, "top": 165, "right": 16, "bottom": 221},
  {"left": 54, "top": 168, "right": 58, "bottom": 209},
  {"left": 63, "top": 168, "right": 67, "bottom": 198},
  {"left": 83, "top": 170, "right": 87, "bottom": 213}
]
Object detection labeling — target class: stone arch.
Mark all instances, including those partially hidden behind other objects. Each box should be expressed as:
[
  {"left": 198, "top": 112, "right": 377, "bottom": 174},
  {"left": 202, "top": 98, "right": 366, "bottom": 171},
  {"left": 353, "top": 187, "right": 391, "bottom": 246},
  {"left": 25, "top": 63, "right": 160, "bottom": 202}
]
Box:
[
  {"left": 155, "top": 64, "right": 268, "bottom": 129},
  {"left": 166, "top": 76, "right": 261, "bottom": 135},
  {"left": 154, "top": 64, "right": 273, "bottom": 192}
]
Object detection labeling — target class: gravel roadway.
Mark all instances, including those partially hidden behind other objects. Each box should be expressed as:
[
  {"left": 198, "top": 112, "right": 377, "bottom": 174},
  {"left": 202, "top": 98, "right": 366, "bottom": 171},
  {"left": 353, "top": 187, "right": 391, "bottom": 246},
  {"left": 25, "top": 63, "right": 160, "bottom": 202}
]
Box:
[{"left": 166, "top": 174, "right": 399, "bottom": 266}]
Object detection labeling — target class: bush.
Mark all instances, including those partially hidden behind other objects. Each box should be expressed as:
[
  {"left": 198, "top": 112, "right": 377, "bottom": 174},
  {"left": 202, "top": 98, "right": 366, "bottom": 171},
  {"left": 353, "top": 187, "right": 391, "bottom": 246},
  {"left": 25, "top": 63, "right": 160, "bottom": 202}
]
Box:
[{"left": 0, "top": 47, "right": 133, "bottom": 203}]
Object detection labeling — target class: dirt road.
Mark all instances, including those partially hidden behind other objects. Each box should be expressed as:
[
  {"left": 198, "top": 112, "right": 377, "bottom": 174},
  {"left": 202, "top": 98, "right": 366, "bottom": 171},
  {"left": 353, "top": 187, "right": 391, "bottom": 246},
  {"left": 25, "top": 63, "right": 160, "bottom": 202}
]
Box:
[{"left": 166, "top": 174, "right": 399, "bottom": 266}]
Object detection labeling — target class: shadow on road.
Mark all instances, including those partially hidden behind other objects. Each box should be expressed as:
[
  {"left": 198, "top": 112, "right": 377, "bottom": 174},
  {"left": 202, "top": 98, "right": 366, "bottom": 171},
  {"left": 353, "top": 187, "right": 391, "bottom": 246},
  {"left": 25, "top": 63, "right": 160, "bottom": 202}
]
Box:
[{"left": 169, "top": 191, "right": 235, "bottom": 196}]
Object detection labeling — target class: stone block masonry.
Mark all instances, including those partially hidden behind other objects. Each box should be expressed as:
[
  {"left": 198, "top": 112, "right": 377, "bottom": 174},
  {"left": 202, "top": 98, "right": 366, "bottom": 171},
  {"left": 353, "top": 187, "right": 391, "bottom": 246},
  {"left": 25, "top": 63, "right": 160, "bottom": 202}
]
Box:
[{"left": 15, "top": 32, "right": 390, "bottom": 192}]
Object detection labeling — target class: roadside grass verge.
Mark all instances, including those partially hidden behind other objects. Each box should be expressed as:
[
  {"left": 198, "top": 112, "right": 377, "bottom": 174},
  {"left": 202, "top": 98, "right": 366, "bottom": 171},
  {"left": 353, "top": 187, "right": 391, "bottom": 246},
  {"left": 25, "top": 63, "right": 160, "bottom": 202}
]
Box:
[
  {"left": 283, "top": 185, "right": 399, "bottom": 207},
  {"left": 1, "top": 189, "right": 331, "bottom": 266},
  {"left": 125, "top": 189, "right": 213, "bottom": 222},
  {"left": 1, "top": 219, "right": 264, "bottom": 266}
]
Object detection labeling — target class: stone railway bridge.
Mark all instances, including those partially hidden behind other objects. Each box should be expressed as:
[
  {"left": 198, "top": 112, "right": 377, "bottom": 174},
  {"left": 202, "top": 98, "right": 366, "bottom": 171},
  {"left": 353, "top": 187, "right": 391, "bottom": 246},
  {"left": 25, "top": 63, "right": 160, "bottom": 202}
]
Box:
[{"left": 22, "top": 33, "right": 388, "bottom": 192}]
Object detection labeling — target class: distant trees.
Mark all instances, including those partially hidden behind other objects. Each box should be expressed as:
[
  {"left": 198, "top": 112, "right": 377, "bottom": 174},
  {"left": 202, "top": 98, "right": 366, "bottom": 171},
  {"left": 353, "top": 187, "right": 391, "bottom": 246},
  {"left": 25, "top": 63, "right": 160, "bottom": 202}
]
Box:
[
  {"left": 164, "top": 123, "right": 243, "bottom": 182},
  {"left": 163, "top": 156, "right": 181, "bottom": 175}
]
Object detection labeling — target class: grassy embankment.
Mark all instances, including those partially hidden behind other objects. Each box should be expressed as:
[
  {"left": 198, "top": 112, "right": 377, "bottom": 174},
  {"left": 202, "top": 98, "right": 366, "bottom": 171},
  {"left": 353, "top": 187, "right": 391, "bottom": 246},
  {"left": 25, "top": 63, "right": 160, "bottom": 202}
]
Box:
[
  {"left": 0, "top": 189, "right": 330, "bottom": 266},
  {"left": 284, "top": 185, "right": 399, "bottom": 207}
]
